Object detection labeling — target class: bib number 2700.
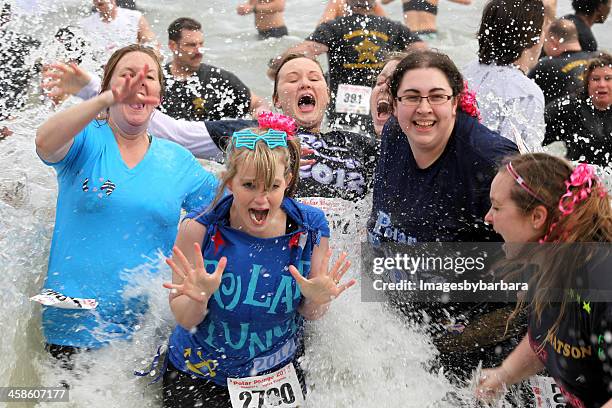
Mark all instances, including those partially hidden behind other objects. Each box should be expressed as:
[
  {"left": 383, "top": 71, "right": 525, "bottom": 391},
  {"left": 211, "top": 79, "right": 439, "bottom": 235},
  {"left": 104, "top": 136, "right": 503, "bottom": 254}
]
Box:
[
  {"left": 228, "top": 363, "right": 304, "bottom": 408},
  {"left": 238, "top": 383, "right": 296, "bottom": 407}
]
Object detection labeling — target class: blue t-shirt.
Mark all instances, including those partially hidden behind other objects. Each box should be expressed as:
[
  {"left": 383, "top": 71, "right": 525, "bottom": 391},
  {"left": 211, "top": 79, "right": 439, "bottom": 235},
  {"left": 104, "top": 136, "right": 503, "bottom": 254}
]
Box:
[
  {"left": 168, "top": 195, "right": 330, "bottom": 385},
  {"left": 368, "top": 111, "right": 518, "bottom": 244},
  {"left": 41, "top": 121, "right": 218, "bottom": 348}
]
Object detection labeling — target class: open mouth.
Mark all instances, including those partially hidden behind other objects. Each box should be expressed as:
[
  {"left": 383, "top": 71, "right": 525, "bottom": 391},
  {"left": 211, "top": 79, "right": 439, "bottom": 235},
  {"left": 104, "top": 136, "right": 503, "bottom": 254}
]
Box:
[
  {"left": 413, "top": 120, "right": 436, "bottom": 130},
  {"left": 129, "top": 103, "right": 145, "bottom": 110},
  {"left": 297, "top": 94, "right": 316, "bottom": 113},
  {"left": 249, "top": 209, "right": 269, "bottom": 225},
  {"left": 376, "top": 100, "right": 392, "bottom": 121}
]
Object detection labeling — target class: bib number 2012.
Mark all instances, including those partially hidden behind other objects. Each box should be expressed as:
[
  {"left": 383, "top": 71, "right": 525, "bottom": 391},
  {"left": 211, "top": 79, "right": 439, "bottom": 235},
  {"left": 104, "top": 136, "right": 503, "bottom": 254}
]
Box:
[{"left": 238, "top": 383, "right": 295, "bottom": 408}]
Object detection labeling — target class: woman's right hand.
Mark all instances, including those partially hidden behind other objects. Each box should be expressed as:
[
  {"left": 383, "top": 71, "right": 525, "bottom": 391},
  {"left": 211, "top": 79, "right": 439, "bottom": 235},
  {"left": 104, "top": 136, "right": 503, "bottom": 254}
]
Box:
[
  {"left": 163, "top": 243, "right": 227, "bottom": 303},
  {"left": 475, "top": 366, "right": 511, "bottom": 403}
]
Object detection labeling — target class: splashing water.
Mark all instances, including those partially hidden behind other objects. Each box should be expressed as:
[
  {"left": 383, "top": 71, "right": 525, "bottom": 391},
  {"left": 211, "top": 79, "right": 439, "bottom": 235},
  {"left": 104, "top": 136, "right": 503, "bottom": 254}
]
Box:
[{"left": 1, "top": 1, "right": 610, "bottom": 407}]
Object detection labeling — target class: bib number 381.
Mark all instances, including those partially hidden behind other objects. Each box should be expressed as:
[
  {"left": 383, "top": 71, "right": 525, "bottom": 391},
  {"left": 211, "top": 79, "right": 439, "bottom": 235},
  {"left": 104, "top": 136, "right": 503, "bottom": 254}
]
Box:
[
  {"left": 227, "top": 363, "right": 304, "bottom": 408},
  {"left": 335, "top": 83, "right": 372, "bottom": 115}
]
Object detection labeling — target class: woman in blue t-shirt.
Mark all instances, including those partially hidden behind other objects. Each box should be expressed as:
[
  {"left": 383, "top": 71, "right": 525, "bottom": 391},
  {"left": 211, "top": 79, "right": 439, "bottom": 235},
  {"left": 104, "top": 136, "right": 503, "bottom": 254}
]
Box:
[
  {"left": 161, "top": 113, "right": 355, "bottom": 407},
  {"left": 34, "top": 44, "right": 217, "bottom": 364},
  {"left": 476, "top": 153, "right": 612, "bottom": 408}
]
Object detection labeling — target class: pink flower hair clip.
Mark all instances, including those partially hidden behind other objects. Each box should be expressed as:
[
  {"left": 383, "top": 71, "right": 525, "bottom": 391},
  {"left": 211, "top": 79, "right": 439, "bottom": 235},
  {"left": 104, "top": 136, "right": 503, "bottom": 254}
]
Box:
[
  {"left": 459, "top": 81, "right": 482, "bottom": 122},
  {"left": 558, "top": 163, "right": 598, "bottom": 216},
  {"left": 540, "top": 163, "right": 608, "bottom": 243},
  {"left": 258, "top": 111, "right": 297, "bottom": 139}
]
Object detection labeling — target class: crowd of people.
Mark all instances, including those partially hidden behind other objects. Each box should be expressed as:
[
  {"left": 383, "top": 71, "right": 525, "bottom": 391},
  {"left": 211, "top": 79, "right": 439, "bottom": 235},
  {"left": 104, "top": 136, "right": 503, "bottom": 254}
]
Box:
[{"left": 1, "top": 0, "right": 611, "bottom": 406}]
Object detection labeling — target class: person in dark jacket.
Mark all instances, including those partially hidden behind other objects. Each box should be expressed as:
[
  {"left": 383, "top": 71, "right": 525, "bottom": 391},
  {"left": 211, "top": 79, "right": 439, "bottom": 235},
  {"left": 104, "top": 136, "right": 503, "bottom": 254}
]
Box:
[
  {"left": 367, "top": 49, "right": 520, "bottom": 380},
  {"left": 544, "top": 52, "right": 611, "bottom": 169},
  {"left": 562, "top": 0, "right": 611, "bottom": 52}
]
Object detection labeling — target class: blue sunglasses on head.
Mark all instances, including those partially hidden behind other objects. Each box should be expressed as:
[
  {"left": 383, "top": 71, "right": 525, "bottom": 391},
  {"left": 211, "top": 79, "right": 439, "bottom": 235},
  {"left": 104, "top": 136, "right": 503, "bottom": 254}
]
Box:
[{"left": 232, "top": 129, "right": 288, "bottom": 150}]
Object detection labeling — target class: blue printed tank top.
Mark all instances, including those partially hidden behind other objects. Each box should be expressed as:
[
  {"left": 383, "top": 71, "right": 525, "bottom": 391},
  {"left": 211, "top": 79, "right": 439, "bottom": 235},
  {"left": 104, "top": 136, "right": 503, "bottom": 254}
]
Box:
[{"left": 168, "top": 195, "right": 330, "bottom": 385}]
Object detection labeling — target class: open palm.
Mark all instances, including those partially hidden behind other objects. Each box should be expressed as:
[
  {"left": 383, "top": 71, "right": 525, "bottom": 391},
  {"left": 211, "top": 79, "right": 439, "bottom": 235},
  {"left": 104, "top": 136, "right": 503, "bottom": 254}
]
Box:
[
  {"left": 289, "top": 250, "right": 355, "bottom": 305},
  {"left": 163, "top": 243, "right": 227, "bottom": 303}
]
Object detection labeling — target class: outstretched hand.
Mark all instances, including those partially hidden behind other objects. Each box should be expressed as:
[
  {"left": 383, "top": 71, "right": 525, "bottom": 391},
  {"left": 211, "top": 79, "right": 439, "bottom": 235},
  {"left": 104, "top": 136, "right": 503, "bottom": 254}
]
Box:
[
  {"left": 163, "top": 243, "right": 227, "bottom": 303},
  {"left": 289, "top": 250, "right": 355, "bottom": 306},
  {"left": 474, "top": 366, "right": 510, "bottom": 403},
  {"left": 110, "top": 64, "right": 160, "bottom": 106},
  {"left": 42, "top": 62, "right": 91, "bottom": 103}
]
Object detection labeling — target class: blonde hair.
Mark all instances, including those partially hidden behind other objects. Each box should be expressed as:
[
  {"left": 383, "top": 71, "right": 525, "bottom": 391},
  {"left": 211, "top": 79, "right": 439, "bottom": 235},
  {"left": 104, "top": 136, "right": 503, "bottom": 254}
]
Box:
[{"left": 207, "top": 128, "right": 301, "bottom": 211}]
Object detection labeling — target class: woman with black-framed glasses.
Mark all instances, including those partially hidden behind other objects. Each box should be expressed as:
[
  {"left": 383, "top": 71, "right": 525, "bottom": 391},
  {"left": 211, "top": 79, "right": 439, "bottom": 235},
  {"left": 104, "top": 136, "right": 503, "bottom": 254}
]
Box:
[{"left": 367, "top": 48, "right": 520, "bottom": 380}]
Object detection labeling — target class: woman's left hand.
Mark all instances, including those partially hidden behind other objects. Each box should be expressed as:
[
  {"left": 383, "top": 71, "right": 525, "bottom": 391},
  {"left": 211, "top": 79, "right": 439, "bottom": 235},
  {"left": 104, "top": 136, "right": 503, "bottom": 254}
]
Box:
[{"left": 289, "top": 250, "right": 355, "bottom": 305}]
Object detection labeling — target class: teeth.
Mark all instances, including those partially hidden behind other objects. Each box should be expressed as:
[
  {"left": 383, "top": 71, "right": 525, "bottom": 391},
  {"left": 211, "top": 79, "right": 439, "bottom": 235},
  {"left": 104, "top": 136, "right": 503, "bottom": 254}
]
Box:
[
  {"left": 416, "top": 120, "right": 434, "bottom": 126},
  {"left": 249, "top": 209, "right": 268, "bottom": 223},
  {"left": 298, "top": 95, "right": 315, "bottom": 106}
]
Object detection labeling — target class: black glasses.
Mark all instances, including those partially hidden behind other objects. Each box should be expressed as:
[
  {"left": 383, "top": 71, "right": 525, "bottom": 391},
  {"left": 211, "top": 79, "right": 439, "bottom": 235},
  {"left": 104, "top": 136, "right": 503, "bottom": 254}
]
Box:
[{"left": 396, "top": 94, "right": 453, "bottom": 106}]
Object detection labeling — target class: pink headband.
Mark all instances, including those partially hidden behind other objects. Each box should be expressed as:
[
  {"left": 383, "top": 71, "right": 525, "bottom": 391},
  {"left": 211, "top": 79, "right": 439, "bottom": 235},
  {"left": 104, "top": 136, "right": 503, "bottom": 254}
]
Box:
[
  {"left": 258, "top": 111, "right": 297, "bottom": 138},
  {"left": 506, "top": 162, "right": 545, "bottom": 202}
]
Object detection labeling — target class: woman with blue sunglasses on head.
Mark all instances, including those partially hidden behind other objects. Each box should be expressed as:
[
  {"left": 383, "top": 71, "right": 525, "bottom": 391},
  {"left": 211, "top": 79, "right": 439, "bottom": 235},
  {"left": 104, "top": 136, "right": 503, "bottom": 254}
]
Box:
[{"left": 161, "top": 112, "right": 355, "bottom": 408}]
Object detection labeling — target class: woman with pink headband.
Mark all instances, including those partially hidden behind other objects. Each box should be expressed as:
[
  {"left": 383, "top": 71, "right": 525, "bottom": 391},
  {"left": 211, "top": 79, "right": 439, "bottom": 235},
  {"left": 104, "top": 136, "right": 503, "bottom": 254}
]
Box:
[{"left": 477, "top": 153, "right": 612, "bottom": 407}]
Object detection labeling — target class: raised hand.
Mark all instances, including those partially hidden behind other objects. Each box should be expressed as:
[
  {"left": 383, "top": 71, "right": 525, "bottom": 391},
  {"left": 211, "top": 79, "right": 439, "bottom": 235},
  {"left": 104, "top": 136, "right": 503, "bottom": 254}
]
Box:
[
  {"left": 236, "top": 2, "right": 254, "bottom": 15},
  {"left": 42, "top": 62, "right": 91, "bottom": 101},
  {"left": 163, "top": 243, "right": 227, "bottom": 303},
  {"left": 289, "top": 250, "right": 355, "bottom": 306},
  {"left": 0, "top": 126, "right": 12, "bottom": 140},
  {"left": 110, "top": 64, "right": 160, "bottom": 106}
]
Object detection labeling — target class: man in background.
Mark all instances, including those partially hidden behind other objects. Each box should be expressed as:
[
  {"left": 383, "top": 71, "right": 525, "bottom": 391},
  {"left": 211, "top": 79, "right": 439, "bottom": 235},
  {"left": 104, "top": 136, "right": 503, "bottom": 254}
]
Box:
[
  {"left": 161, "top": 17, "right": 268, "bottom": 121},
  {"left": 272, "top": 0, "right": 422, "bottom": 132},
  {"left": 529, "top": 18, "right": 595, "bottom": 104},
  {"left": 236, "top": 0, "right": 288, "bottom": 40}
]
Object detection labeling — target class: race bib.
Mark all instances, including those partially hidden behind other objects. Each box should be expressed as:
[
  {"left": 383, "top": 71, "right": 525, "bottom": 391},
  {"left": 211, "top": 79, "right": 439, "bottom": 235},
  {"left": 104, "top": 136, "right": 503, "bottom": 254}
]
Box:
[
  {"left": 335, "top": 84, "right": 371, "bottom": 115},
  {"left": 529, "top": 376, "right": 566, "bottom": 408},
  {"left": 227, "top": 363, "right": 304, "bottom": 408},
  {"left": 30, "top": 289, "right": 98, "bottom": 310},
  {"left": 297, "top": 196, "right": 359, "bottom": 236}
]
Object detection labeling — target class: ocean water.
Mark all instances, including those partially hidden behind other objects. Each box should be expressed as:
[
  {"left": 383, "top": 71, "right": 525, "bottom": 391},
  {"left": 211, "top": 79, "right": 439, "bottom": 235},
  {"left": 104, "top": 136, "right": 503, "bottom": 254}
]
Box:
[{"left": 0, "top": 1, "right": 610, "bottom": 407}]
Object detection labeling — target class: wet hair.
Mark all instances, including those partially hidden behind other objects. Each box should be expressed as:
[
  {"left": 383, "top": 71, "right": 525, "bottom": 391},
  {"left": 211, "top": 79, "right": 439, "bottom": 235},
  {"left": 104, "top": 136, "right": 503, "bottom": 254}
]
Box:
[
  {"left": 168, "top": 17, "right": 202, "bottom": 43},
  {"left": 99, "top": 44, "right": 165, "bottom": 101},
  {"left": 207, "top": 128, "right": 302, "bottom": 210},
  {"left": 346, "top": 0, "right": 377, "bottom": 9},
  {"left": 500, "top": 153, "right": 611, "bottom": 342},
  {"left": 477, "top": 0, "right": 545, "bottom": 66},
  {"left": 389, "top": 49, "right": 464, "bottom": 100},
  {"left": 270, "top": 52, "right": 327, "bottom": 103},
  {"left": 572, "top": 0, "right": 609, "bottom": 15},
  {"left": 546, "top": 18, "right": 579, "bottom": 43},
  {"left": 582, "top": 52, "right": 612, "bottom": 97}
]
